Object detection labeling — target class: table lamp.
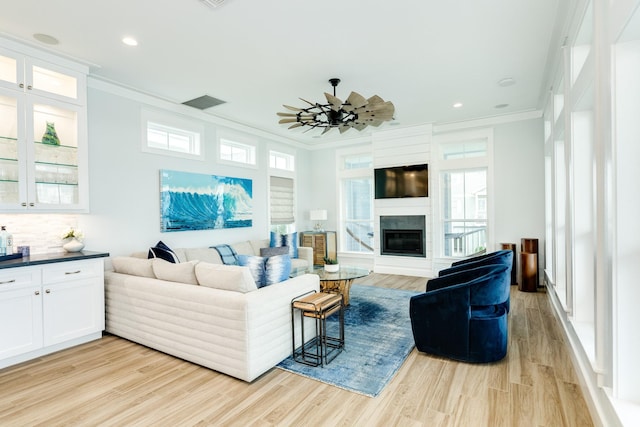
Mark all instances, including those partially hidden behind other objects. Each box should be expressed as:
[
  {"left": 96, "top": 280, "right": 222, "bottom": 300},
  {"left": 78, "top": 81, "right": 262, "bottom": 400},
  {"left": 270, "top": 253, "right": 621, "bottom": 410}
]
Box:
[{"left": 310, "top": 209, "right": 327, "bottom": 231}]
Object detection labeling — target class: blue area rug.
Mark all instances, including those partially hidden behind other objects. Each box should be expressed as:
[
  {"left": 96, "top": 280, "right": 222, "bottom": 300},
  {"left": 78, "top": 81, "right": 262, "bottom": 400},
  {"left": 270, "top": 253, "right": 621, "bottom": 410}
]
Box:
[{"left": 277, "top": 285, "right": 421, "bottom": 397}]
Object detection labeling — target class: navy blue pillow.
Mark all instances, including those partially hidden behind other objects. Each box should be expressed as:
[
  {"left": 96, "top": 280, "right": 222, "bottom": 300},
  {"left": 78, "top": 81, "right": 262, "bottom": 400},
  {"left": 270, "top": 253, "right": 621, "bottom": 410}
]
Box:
[{"left": 148, "top": 241, "right": 179, "bottom": 263}]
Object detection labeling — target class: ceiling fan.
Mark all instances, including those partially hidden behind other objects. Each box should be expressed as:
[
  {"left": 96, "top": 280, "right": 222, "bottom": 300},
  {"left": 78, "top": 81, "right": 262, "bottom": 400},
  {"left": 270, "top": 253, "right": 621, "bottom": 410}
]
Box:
[{"left": 277, "top": 78, "right": 395, "bottom": 135}]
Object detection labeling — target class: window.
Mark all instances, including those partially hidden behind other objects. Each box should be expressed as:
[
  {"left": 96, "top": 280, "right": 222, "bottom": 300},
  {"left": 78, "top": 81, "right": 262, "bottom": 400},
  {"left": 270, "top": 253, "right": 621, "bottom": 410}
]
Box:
[
  {"left": 441, "top": 169, "right": 487, "bottom": 256},
  {"left": 269, "top": 176, "right": 295, "bottom": 233},
  {"left": 219, "top": 138, "right": 256, "bottom": 166},
  {"left": 141, "top": 109, "right": 203, "bottom": 159},
  {"left": 269, "top": 150, "right": 295, "bottom": 171},
  {"left": 338, "top": 151, "right": 374, "bottom": 253},
  {"left": 434, "top": 130, "right": 492, "bottom": 258}
]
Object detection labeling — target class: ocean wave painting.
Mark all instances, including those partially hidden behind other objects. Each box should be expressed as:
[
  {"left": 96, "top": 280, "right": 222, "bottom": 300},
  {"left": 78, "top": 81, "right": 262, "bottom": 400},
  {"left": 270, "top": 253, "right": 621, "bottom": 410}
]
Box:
[{"left": 160, "top": 169, "right": 252, "bottom": 232}]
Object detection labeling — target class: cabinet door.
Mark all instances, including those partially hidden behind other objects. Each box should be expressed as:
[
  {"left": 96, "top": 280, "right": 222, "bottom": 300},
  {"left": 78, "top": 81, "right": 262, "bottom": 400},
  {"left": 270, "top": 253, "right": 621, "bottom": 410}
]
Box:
[
  {"left": 0, "top": 88, "right": 27, "bottom": 208},
  {"left": 25, "top": 57, "right": 85, "bottom": 105},
  {"left": 26, "top": 95, "right": 87, "bottom": 210},
  {"left": 42, "top": 278, "right": 104, "bottom": 347},
  {"left": 0, "top": 285, "right": 43, "bottom": 359},
  {"left": 0, "top": 48, "right": 24, "bottom": 92}
]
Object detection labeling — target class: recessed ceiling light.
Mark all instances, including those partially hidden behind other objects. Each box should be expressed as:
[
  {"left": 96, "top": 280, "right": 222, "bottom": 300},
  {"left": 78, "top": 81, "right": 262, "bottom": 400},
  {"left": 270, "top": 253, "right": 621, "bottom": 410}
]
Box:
[
  {"left": 33, "top": 33, "right": 59, "bottom": 45},
  {"left": 495, "top": 103, "right": 509, "bottom": 109},
  {"left": 453, "top": 102, "right": 463, "bottom": 108},
  {"left": 122, "top": 37, "right": 138, "bottom": 46},
  {"left": 498, "top": 77, "right": 516, "bottom": 87}
]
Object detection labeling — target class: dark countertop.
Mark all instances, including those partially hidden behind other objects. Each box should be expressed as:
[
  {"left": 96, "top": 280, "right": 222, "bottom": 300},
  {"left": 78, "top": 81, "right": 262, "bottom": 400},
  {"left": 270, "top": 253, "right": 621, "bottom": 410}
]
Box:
[{"left": 0, "top": 251, "right": 110, "bottom": 270}]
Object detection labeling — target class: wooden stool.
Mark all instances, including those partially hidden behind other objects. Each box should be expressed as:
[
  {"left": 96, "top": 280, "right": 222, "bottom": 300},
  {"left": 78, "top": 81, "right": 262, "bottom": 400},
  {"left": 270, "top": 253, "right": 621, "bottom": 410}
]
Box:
[{"left": 291, "top": 291, "right": 344, "bottom": 366}]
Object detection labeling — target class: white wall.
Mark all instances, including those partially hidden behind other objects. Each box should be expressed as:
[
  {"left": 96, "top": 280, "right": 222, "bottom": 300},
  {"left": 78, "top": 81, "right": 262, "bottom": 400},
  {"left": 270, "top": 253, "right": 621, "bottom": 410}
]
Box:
[
  {"left": 492, "top": 118, "right": 546, "bottom": 271},
  {"left": 80, "top": 87, "right": 313, "bottom": 260}
]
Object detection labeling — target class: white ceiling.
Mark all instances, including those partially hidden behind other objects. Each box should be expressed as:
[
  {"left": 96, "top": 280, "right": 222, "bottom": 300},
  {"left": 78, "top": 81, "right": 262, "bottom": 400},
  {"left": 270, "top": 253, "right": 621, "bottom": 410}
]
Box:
[{"left": 0, "top": 0, "right": 564, "bottom": 145}]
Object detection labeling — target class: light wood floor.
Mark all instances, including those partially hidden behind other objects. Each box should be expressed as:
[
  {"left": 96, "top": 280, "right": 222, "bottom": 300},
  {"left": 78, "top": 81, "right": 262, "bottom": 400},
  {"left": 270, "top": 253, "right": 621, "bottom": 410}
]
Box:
[{"left": 0, "top": 274, "right": 594, "bottom": 426}]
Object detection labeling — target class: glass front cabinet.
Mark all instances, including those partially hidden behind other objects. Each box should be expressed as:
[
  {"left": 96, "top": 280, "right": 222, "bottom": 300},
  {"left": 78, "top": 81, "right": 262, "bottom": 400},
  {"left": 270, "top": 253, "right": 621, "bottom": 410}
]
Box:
[{"left": 0, "top": 43, "right": 88, "bottom": 212}]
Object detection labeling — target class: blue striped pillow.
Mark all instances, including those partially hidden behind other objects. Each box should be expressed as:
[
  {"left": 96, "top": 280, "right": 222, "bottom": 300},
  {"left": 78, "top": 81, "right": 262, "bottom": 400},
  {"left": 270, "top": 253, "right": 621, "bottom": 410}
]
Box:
[
  {"left": 270, "top": 231, "right": 298, "bottom": 258},
  {"left": 237, "top": 254, "right": 291, "bottom": 287}
]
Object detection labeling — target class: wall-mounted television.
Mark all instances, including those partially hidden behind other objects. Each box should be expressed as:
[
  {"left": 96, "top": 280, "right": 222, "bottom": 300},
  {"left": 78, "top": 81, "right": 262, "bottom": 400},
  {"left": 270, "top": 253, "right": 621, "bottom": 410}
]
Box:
[{"left": 374, "top": 164, "right": 428, "bottom": 199}]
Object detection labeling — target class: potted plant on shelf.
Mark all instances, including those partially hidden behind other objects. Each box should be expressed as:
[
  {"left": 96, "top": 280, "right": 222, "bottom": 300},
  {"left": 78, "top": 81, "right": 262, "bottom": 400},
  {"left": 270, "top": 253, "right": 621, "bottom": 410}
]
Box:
[{"left": 323, "top": 256, "right": 339, "bottom": 273}]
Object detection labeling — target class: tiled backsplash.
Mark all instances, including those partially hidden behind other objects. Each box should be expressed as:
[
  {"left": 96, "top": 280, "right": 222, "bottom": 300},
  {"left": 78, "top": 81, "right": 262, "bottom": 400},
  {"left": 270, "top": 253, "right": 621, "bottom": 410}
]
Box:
[{"left": 0, "top": 214, "right": 79, "bottom": 255}]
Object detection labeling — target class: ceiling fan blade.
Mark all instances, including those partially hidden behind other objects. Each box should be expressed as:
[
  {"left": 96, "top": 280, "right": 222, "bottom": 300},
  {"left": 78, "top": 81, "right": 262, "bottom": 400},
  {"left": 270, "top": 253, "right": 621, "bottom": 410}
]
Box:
[
  {"left": 279, "top": 118, "right": 300, "bottom": 124},
  {"left": 367, "top": 95, "right": 384, "bottom": 105},
  {"left": 288, "top": 123, "right": 304, "bottom": 129},
  {"left": 321, "top": 126, "right": 333, "bottom": 135},
  {"left": 346, "top": 92, "right": 368, "bottom": 109},
  {"left": 283, "top": 104, "right": 303, "bottom": 112},
  {"left": 324, "top": 92, "right": 343, "bottom": 112},
  {"left": 353, "top": 123, "right": 368, "bottom": 131},
  {"left": 277, "top": 112, "right": 298, "bottom": 117},
  {"left": 299, "top": 98, "right": 316, "bottom": 106}
]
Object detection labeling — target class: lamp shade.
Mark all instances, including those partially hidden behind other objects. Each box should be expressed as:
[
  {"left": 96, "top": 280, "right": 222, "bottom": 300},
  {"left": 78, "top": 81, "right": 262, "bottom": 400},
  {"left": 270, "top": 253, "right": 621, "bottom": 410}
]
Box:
[{"left": 309, "top": 209, "right": 327, "bottom": 221}]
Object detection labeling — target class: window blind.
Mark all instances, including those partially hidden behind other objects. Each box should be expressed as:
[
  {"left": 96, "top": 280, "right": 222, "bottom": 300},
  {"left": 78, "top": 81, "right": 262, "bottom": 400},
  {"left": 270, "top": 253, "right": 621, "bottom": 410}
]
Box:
[{"left": 270, "top": 176, "right": 295, "bottom": 225}]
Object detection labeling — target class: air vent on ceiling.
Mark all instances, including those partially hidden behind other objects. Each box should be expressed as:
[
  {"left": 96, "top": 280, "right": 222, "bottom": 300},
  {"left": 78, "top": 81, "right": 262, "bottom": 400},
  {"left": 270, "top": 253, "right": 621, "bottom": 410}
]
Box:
[
  {"left": 182, "top": 95, "right": 226, "bottom": 110},
  {"left": 199, "top": 0, "right": 227, "bottom": 9}
]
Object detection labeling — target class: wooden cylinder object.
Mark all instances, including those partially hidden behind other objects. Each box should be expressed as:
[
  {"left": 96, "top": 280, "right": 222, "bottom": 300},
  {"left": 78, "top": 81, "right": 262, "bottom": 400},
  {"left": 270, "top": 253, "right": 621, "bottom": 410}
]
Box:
[
  {"left": 500, "top": 243, "right": 517, "bottom": 286},
  {"left": 519, "top": 252, "right": 538, "bottom": 292},
  {"left": 521, "top": 238, "right": 539, "bottom": 254}
]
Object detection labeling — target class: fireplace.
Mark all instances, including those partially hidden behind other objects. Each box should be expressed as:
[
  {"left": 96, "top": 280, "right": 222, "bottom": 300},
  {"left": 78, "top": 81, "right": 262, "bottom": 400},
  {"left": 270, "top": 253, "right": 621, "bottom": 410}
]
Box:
[{"left": 380, "top": 215, "right": 426, "bottom": 258}]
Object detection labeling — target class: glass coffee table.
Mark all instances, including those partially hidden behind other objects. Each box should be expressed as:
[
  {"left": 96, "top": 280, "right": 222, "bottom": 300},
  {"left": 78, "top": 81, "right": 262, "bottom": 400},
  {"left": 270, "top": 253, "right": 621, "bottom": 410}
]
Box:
[{"left": 291, "top": 265, "right": 370, "bottom": 305}]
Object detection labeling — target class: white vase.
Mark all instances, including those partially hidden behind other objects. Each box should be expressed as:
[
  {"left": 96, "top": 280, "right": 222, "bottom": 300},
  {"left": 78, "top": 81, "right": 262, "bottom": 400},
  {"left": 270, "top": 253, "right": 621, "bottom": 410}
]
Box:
[
  {"left": 324, "top": 264, "right": 339, "bottom": 273},
  {"left": 63, "top": 238, "right": 85, "bottom": 253}
]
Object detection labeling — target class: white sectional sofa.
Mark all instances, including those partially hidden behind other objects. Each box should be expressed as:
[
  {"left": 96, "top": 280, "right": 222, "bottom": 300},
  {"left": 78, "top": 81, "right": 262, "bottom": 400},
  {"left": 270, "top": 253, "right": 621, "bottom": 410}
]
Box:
[{"left": 104, "top": 239, "right": 318, "bottom": 382}]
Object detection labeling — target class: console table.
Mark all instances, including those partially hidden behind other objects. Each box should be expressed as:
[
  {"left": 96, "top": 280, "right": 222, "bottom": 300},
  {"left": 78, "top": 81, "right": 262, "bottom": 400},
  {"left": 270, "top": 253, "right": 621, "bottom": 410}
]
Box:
[{"left": 299, "top": 231, "right": 337, "bottom": 265}]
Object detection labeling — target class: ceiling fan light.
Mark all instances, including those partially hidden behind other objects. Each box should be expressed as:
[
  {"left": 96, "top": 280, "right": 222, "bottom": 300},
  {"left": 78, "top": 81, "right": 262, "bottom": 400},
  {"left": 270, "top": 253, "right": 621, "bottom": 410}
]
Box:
[{"left": 277, "top": 78, "right": 395, "bottom": 135}]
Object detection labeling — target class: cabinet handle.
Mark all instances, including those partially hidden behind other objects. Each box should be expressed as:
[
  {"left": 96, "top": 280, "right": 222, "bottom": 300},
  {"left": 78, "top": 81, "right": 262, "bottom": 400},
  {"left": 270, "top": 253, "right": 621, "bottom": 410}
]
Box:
[
  {"left": 19, "top": 83, "right": 24, "bottom": 88},
  {"left": 27, "top": 85, "right": 33, "bottom": 90},
  {"left": 21, "top": 202, "right": 27, "bottom": 207},
  {"left": 45, "top": 289, "right": 51, "bottom": 294},
  {"left": 0, "top": 279, "right": 16, "bottom": 285},
  {"left": 35, "top": 290, "right": 40, "bottom": 296},
  {"left": 29, "top": 202, "right": 34, "bottom": 207},
  {"left": 65, "top": 270, "right": 82, "bottom": 275}
]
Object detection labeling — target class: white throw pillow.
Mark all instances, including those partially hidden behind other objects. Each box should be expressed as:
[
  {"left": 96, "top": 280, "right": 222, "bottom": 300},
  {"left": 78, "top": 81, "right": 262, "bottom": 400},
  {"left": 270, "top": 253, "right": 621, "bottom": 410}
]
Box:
[
  {"left": 112, "top": 257, "right": 155, "bottom": 278},
  {"left": 195, "top": 262, "right": 258, "bottom": 293},
  {"left": 152, "top": 258, "right": 199, "bottom": 285}
]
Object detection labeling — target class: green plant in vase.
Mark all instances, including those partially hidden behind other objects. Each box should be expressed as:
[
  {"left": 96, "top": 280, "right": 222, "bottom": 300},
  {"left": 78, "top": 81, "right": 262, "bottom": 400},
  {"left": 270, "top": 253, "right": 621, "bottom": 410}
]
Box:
[{"left": 42, "top": 121, "right": 60, "bottom": 146}]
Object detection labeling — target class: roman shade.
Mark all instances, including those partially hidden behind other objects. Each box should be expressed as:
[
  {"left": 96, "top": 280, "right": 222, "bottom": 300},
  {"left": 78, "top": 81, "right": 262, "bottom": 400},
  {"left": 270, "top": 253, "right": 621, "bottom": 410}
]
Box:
[{"left": 270, "top": 176, "right": 295, "bottom": 225}]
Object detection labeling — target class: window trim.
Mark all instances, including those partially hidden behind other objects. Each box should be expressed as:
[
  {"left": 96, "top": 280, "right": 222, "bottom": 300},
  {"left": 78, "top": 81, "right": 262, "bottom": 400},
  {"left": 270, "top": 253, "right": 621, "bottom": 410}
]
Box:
[
  {"left": 217, "top": 130, "right": 258, "bottom": 169},
  {"left": 269, "top": 149, "right": 295, "bottom": 172},
  {"left": 141, "top": 108, "right": 204, "bottom": 160},
  {"left": 336, "top": 146, "right": 375, "bottom": 255}
]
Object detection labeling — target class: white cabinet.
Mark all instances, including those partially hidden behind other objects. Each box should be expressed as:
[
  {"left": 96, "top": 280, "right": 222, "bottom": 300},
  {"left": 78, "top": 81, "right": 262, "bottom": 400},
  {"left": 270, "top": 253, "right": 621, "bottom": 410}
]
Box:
[
  {"left": 0, "top": 268, "right": 42, "bottom": 360},
  {"left": 0, "top": 257, "right": 105, "bottom": 369},
  {"left": 0, "top": 41, "right": 88, "bottom": 212}
]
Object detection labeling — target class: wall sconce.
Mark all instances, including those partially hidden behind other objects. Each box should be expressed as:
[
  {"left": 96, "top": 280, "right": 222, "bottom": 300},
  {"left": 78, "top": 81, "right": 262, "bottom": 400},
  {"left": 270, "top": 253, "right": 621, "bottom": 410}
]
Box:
[{"left": 309, "top": 209, "right": 327, "bottom": 231}]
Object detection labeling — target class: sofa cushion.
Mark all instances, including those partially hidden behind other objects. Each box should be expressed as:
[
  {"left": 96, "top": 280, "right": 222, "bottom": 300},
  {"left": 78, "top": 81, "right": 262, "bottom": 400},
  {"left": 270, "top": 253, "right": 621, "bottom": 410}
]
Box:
[
  {"left": 194, "top": 262, "right": 257, "bottom": 293},
  {"left": 237, "top": 254, "right": 291, "bottom": 287},
  {"left": 270, "top": 231, "right": 298, "bottom": 258},
  {"left": 112, "top": 256, "right": 155, "bottom": 278},
  {"left": 182, "top": 247, "right": 222, "bottom": 264},
  {"left": 152, "top": 258, "right": 199, "bottom": 285},
  {"left": 148, "top": 241, "right": 180, "bottom": 263},
  {"left": 231, "top": 241, "right": 254, "bottom": 256},
  {"left": 259, "top": 246, "right": 289, "bottom": 257}
]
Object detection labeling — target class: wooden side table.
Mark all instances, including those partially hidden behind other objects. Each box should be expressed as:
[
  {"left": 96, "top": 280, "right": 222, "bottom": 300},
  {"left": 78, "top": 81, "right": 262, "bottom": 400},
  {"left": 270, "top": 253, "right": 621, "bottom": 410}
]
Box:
[{"left": 291, "top": 291, "right": 344, "bottom": 366}]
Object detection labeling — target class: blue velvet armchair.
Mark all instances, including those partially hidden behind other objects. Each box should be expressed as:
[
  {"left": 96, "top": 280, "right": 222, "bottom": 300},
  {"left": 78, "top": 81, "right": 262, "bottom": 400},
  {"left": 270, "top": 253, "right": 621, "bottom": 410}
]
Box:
[
  {"left": 409, "top": 262, "right": 512, "bottom": 363},
  {"left": 439, "top": 249, "right": 514, "bottom": 312}
]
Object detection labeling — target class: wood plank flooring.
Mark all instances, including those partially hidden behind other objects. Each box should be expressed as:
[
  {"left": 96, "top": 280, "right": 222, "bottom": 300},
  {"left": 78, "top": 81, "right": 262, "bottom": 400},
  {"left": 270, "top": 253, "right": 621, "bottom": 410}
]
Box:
[{"left": 0, "top": 274, "right": 594, "bottom": 426}]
